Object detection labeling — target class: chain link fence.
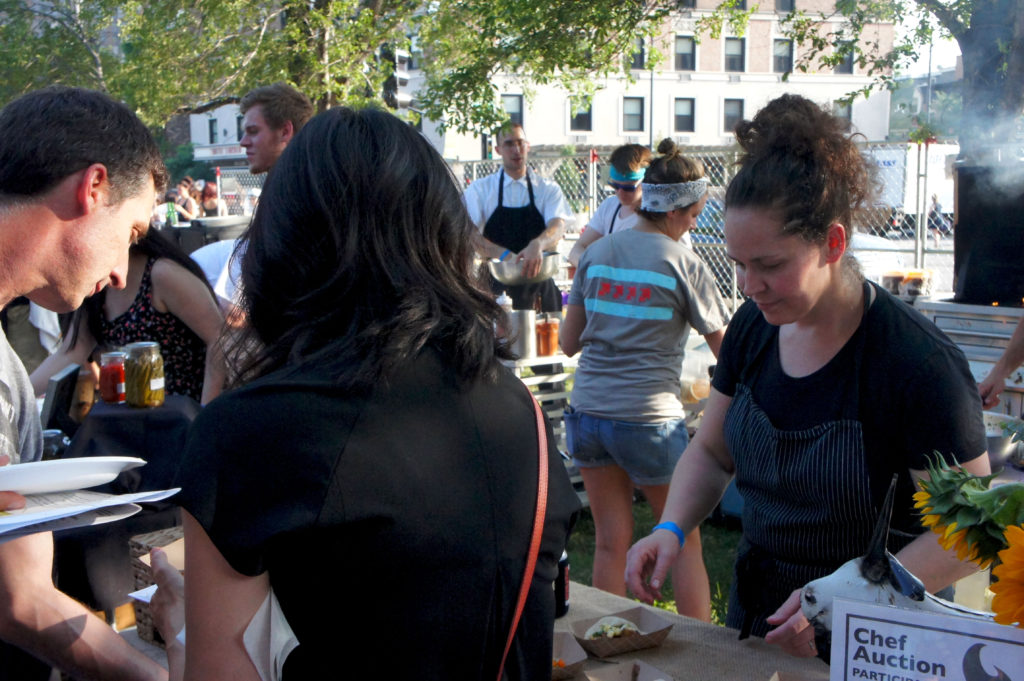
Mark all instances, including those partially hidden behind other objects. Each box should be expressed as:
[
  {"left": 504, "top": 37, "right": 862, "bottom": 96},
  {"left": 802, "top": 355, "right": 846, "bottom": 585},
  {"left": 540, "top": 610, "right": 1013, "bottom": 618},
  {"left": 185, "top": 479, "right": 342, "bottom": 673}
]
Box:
[
  {"left": 214, "top": 142, "right": 956, "bottom": 312},
  {"left": 457, "top": 142, "right": 958, "bottom": 311},
  {"left": 218, "top": 167, "right": 266, "bottom": 217}
]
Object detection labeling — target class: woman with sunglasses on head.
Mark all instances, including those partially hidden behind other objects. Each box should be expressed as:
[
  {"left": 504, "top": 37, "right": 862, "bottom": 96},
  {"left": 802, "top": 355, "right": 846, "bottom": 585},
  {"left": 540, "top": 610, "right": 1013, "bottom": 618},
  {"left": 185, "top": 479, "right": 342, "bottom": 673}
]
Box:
[
  {"left": 560, "top": 138, "right": 730, "bottom": 620},
  {"left": 568, "top": 144, "right": 692, "bottom": 267},
  {"left": 625, "top": 95, "right": 987, "bottom": 658}
]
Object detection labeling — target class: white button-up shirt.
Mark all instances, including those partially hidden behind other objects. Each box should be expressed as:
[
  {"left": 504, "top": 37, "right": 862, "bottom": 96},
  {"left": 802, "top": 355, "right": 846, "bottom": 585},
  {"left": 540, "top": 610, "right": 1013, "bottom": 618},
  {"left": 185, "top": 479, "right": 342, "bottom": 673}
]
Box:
[{"left": 462, "top": 169, "right": 574, "bottom": 233}]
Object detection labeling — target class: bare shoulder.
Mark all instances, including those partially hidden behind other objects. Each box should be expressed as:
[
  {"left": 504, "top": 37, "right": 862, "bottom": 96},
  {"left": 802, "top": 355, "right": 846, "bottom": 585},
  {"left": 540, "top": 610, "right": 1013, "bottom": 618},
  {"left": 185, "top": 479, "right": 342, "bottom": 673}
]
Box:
[{"left": 150, "top": 257, "right": 200, "bottom": 287}]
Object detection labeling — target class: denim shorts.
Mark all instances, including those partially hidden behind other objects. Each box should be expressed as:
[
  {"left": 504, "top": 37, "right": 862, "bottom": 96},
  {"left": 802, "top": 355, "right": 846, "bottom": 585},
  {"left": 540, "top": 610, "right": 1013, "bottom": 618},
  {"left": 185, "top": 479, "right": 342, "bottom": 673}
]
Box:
[{"left": 563, "top": 408, "right": 688, "bottom": 486}]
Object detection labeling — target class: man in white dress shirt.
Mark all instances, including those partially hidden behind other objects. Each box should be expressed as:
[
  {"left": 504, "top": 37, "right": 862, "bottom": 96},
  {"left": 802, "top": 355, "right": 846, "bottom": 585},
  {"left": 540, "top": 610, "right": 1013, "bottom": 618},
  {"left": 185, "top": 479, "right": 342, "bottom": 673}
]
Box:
[{"left": 463, "top": 122, "right": 573, "bottom": 311}]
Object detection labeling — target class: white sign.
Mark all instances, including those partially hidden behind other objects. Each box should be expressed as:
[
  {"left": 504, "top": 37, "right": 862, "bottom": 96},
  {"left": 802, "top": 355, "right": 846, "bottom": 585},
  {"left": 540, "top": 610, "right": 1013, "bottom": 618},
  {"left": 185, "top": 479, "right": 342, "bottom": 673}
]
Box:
[{"left": 830, "top": 598, "right": 1024, "bottom": 681}]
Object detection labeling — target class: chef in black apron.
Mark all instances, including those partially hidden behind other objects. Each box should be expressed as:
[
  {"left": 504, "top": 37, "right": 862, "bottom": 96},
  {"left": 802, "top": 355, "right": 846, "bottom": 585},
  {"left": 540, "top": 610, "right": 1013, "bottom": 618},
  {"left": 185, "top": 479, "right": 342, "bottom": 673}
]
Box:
[
  {"left": 465, "top": 124, "right": 568, "bottom": 312},
  {"left": 623, "top": 93, "right": 988, "bottom": 661}
]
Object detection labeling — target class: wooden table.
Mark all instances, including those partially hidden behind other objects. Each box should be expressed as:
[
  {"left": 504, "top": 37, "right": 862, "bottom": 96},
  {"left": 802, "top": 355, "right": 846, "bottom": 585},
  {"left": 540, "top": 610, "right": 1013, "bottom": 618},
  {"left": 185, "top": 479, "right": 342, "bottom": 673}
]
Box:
[{"left": 557, "top": 583, "right": 829, "bottom": 681}]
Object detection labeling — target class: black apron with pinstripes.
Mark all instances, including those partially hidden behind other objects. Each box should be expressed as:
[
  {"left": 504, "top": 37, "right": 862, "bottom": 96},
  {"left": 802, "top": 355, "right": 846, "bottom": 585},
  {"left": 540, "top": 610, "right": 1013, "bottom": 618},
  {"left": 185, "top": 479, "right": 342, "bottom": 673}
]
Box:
[{"left": 721, "top": 286, "right": 915, "bottom": 638}]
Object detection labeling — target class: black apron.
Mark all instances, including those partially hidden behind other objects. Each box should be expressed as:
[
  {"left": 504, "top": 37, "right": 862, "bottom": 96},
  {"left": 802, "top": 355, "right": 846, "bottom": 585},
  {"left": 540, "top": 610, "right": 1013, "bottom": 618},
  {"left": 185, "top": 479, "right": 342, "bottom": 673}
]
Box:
[
  {"left": 483, "top": 170, "right": 562, "bottom": 312},
  {"left": 721, "top": 285, "right": 916, "bottom": 639}
]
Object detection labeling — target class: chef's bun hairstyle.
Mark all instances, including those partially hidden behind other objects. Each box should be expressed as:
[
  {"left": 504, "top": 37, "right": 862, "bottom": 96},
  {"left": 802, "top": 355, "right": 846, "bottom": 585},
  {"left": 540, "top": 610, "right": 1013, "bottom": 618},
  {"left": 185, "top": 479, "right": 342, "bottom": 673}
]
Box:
[
  {"left": 636, "top": 138, "right": 705, "bottom": 221},
  {"left": 725, "top": 94, "right": 874, "bottom": 244}
]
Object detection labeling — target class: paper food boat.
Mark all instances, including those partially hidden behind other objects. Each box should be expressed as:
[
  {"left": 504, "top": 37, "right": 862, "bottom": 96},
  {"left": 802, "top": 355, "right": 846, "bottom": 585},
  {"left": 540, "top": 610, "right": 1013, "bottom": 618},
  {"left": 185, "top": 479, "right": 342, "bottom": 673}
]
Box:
[
  {"left": 551, "top": 631, "right": 587, "bottom": 680},
  {"left": 570, "top": 606, "right": 673, "bottom": 658},
  {"left": 584, "top": 660, "right": 673, "bottom": 681}
]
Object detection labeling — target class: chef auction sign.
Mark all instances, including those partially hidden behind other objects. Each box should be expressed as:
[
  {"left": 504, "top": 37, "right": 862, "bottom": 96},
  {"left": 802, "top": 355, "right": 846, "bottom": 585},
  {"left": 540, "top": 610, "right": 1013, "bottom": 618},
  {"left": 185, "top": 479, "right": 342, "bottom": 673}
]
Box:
[{"left": 829, "top": 598, "right": 1023, "bottom": 681}]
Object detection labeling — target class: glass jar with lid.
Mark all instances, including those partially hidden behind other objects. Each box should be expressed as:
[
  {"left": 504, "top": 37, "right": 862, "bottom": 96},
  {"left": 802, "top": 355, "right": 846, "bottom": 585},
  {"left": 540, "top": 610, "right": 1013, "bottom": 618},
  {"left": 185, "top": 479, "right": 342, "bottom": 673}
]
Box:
[
  {"left": 124, "top": 341, "right": 165, "bottom": 408},
  {"left": 98, "top": 351, "right": 127, "bottom": 404}
]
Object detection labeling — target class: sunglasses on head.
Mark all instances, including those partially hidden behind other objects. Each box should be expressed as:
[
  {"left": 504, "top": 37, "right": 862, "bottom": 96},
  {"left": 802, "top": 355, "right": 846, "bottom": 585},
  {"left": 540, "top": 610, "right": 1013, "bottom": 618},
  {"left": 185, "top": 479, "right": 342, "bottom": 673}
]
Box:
[{"left": 609, "top": 181, "right": 639, "bottom": 192}]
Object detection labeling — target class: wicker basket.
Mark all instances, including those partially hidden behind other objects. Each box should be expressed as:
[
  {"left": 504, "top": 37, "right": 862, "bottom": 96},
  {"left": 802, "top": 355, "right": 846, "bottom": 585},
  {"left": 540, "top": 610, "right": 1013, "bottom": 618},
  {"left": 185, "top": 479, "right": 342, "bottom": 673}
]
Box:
[{"left": 129, "top": 526, "right": 184, "bottom": 647}]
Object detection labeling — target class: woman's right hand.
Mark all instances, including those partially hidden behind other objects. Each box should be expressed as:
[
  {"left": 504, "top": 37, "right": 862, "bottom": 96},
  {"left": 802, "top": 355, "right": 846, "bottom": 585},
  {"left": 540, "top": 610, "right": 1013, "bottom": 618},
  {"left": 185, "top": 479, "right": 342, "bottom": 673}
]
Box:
[{"left": 624, "top": 530, "right": 682, "bottom": 604}]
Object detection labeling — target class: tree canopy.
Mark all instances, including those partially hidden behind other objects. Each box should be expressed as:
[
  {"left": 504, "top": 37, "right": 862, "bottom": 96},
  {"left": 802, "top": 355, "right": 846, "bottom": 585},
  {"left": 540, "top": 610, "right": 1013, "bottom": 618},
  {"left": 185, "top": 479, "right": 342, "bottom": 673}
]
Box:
[{"left": 0, "top": 0, "right": 1019, "bottom": 151}]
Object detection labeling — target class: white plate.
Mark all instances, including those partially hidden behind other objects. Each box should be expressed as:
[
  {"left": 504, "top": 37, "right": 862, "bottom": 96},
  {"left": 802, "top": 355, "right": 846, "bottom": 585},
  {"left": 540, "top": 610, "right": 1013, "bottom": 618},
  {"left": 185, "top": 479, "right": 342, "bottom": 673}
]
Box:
[{"left": 0, "top": 457, "right": 146, "bottom": 495}]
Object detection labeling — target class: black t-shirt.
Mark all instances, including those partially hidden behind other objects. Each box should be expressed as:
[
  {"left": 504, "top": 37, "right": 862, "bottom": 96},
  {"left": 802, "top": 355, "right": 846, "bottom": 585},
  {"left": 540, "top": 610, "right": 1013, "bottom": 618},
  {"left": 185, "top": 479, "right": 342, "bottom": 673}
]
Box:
[
  {"left": 178, "top": 347, "right": 579, "bottom": 680},
  {"left": 712, "top": 282, "right": 986, "bottom": 535}
]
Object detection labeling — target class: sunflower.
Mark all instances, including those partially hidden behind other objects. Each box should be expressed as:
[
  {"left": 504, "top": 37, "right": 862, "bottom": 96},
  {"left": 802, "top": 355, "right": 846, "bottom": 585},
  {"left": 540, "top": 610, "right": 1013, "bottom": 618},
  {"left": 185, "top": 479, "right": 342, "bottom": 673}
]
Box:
[
  {"left": 914, "top": 457, "right": 1024, "bottom": 570},
  {"left": 991, "top": 525, "right": 1024, "bottom": 628}
]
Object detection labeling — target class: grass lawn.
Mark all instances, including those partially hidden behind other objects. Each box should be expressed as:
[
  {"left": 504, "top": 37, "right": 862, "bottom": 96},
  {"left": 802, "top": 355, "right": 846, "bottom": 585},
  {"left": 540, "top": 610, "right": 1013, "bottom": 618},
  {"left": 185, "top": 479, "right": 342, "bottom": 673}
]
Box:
[{"left": 566, "top": 500, "right": 742, "bottom": 625}]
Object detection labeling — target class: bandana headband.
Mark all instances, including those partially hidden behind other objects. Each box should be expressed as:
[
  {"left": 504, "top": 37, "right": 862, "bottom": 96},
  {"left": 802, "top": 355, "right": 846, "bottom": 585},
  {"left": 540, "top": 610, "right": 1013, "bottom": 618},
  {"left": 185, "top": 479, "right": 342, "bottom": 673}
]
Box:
[
  {"left": 640, "top": 179, "right": 708, "bottom": 212},
  {"left": 609, "top": 166, "right": 645, "bottom": 182}
]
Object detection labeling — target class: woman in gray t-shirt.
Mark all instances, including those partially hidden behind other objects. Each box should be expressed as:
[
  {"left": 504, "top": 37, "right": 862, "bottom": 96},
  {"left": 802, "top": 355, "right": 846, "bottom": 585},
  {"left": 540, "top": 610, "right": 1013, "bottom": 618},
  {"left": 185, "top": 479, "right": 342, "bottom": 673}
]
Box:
[{"left": 560, "top": 138, "right": 730, "bottom": 621}]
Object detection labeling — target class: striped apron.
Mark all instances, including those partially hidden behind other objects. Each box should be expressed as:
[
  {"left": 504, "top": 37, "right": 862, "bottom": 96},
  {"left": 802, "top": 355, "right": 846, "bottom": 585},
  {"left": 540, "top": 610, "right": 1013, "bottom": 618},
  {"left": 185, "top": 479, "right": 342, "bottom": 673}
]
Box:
[{"left": 721, "top": 289, "right": 916, "bottom": 638}]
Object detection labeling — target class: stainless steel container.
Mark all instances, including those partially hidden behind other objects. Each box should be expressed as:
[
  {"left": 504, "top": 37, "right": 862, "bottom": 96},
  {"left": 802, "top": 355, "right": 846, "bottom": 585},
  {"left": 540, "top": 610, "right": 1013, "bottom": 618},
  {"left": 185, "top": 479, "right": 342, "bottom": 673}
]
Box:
[{"left": 507, "top": 310, "right": 536, "bottom": 359}]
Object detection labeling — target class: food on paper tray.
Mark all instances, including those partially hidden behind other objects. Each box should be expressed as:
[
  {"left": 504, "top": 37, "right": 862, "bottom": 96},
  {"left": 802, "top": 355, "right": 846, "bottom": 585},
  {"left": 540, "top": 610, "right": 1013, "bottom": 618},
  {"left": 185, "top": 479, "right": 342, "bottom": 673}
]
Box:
[
  {"left": 552, "top": 658, "right": 566, "bottom": 669},
  {"left": 585, "top": 615, "right": 642, "bottom": 640}
]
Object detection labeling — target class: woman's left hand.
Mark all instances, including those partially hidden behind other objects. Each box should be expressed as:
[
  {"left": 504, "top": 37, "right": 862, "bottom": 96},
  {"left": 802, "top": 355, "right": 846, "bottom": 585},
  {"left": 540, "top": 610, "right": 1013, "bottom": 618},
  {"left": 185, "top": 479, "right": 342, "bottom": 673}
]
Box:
[{"left": 763, "top": 589, "right": 818, "bottom": 658}]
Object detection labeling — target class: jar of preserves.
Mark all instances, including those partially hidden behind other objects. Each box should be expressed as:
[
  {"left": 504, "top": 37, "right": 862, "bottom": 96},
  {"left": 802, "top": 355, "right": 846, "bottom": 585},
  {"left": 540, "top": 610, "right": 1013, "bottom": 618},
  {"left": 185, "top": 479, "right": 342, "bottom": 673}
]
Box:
[
  {"left": 125, "top": 342, "right": 165, "bottom": 408},
  {"left": 98, "top": 351, "right": 126, "bottom": 404},
  {"left": 536, "top": 313, "right": 560, "bottom": 356}
]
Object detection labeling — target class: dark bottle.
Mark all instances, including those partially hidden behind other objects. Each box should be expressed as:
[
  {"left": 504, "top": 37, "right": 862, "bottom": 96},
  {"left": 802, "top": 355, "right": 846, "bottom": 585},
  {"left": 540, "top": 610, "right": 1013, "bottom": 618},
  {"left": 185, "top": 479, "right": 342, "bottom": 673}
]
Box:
[{"left": 554, "top": 550, "right": 570, "bottom": 618}]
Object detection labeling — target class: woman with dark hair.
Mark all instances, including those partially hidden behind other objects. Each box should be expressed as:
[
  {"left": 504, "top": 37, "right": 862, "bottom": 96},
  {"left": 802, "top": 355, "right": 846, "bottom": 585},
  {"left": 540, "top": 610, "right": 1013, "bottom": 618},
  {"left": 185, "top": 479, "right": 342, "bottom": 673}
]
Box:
[
  {"left": 626, "top": 95, "right": 988, "bottom": 657},
  {"left": 560, "top": 139, "right": 729, "bottom": 621},
  {"left": 567, "top": 144, "right": 660, "bottom": 267},
  {"left": 31, "top": 228, "right": 225, "bottom": 404},
  {"left": 172, "top": 107, "right": 578, "bottom": 681},
  {"left": 199, "top": 182, "right": 227, "bottom": 217}
]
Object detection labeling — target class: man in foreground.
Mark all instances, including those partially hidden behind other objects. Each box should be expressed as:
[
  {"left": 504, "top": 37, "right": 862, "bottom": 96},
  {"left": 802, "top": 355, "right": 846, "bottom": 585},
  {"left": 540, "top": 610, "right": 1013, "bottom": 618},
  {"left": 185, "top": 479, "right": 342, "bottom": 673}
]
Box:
[{"left": 0, "top": 86, "right": 169, "bottom": 681}]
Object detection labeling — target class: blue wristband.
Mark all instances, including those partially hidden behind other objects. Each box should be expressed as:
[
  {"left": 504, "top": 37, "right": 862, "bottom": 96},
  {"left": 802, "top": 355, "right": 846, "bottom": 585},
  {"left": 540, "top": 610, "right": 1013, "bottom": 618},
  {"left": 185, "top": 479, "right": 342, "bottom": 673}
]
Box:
[
  {"left": 499, "top": 249, "right": 512, "bottom": 261},
  {"left": 652, "top": 521, "right": 686, "bottom": 548}
]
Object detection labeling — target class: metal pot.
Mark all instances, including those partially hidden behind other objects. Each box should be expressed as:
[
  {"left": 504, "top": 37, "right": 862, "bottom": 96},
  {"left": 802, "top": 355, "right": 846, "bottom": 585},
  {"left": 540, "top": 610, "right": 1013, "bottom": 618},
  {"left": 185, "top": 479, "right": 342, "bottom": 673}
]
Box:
[
  {"left": 506, "top": 310, "right": 536, "bottom": 359},
  {"left": 488, "top": 252, "right": 560, "bottom": 286}
]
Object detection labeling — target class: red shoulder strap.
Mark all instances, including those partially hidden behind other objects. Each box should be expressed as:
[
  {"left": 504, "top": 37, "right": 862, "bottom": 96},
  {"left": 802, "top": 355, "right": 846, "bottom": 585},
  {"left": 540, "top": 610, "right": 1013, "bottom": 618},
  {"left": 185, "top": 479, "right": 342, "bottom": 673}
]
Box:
[{"left": 496, "top": 392, "right": 549, "bottom": 681}]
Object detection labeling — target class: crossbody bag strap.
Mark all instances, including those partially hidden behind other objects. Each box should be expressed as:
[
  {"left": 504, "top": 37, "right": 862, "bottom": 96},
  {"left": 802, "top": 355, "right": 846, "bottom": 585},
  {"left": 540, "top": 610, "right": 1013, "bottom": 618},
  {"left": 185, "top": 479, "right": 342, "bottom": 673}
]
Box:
[{"left": 496, "top": 391, "right": 549, "bottom": 681}]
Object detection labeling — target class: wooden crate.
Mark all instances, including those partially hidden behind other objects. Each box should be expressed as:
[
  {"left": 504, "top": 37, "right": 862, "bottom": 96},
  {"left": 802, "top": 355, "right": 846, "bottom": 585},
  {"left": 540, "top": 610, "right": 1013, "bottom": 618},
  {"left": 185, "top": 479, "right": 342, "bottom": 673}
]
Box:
[{"left": 128, "top": 526, "right": 183, "bottom": 647}]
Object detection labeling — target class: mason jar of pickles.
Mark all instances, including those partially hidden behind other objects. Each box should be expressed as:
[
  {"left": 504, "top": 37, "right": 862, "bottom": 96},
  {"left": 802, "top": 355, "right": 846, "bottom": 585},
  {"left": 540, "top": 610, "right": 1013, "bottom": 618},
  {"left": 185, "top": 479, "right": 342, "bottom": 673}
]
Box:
[{"left": 124, "top": 341, "right": 165, "bottom": 407}]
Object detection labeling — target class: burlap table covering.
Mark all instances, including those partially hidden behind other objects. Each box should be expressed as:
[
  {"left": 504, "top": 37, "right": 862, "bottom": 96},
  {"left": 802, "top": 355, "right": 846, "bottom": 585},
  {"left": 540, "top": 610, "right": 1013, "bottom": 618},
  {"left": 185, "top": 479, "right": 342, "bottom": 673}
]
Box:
[{"left": 555, "top": 583, "right": 829, "bottom": 681}]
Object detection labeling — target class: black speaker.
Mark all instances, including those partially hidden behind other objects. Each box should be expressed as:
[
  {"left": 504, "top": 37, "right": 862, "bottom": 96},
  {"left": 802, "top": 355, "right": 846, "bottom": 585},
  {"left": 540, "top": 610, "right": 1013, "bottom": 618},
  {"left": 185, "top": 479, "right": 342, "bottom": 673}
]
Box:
[{"left": 953, "top": 164, "right": 1024, "bottom": 305}]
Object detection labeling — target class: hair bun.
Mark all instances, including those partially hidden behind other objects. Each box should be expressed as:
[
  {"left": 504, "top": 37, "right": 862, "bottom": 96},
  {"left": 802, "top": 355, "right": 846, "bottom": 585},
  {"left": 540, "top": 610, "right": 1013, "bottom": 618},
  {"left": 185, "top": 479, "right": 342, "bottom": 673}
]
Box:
[{"left": 656, "top": 138, "right": 677, "bottom": 156}]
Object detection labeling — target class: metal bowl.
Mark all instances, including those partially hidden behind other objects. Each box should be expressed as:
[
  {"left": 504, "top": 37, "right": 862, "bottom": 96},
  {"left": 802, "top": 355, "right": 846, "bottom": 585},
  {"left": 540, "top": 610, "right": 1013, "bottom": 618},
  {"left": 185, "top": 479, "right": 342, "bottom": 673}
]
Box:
[
  {"left": 983, "top": 411, "right": 1024, "bottom": 470},
  {"left": 488, "top": 251, "right": 560, "bottom": 286}
]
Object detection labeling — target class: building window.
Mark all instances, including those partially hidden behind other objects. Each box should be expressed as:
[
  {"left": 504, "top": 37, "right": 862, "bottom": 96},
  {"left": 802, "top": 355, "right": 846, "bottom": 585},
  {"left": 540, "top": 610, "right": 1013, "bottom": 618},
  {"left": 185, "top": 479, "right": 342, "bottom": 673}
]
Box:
[
  {"left": 236, "top": 115, "right": 244, "bottom": 142},
  {"left": 623, "top": 97, "right": 644, "bottom": 132},
  {"left": 675, "top": 36, "right": 696, "bottom": 71},
  {"left": 724, "top": 99, "right": 744, "bottom": 133},
  {"left": 835, "top": 51, "right": 854, "bottom": 74},
  {"left": 570, "top": 100, "right": 592, "bottom": 132},
  {"left": 725, "top": 38, "right": 745, "bottom": 73},
  {"left": 629, "top": 37, "right": 645, "bottom": 70},
  {"left": 775, "top": 0, "right": 795, "bottom": 10},
  {"left": 674, "top": 98, "right": 695, "bottom": 133},
  {"left": 208, "top": 119, "right": 218, "bottom": 145},
  {"left": 501, "top": 95, "right": 523, "bottom": 126},
  {"left": 678, "top": 0, "right": 696, "bottom": 7},
  {"left": 773, "top": 39, "right": 793, "bottom": 74},
  {"left": 833, "top": 102, "right": 852, "bottom": 122}
]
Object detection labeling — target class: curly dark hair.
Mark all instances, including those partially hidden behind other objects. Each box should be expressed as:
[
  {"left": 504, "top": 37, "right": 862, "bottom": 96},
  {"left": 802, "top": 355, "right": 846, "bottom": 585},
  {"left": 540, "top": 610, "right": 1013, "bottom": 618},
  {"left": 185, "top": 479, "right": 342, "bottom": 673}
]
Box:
[
  {"left": 635, "top": 138, "right": 705, "bottom": 222},
  {"left": 233, "top": 106, "right": 510, "bottom": 391},
  {"left": 725, "top": 94, "right": 874, "bottom": 244}
]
